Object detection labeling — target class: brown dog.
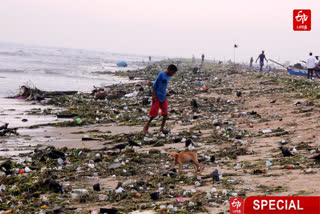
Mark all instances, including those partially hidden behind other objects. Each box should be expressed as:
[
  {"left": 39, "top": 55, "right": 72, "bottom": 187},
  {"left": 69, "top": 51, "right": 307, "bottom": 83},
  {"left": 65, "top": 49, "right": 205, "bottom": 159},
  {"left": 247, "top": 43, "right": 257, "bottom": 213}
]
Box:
[{"left": 168, "top": 152, "right": 204, "bottom": 174}]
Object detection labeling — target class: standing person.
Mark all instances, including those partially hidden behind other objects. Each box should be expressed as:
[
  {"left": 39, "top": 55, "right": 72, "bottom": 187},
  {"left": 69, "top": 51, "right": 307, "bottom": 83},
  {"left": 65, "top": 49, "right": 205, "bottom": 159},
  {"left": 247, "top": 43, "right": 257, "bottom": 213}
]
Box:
[
  {"left": 255, "top": 51, "right": 268, "bottom": 71},
  {"left": 315, "top": 56, "right": 320, "bottom": 78},
  {"left": 201, "top": 54, "right": 205, "bottom": 64},
  {"left": 307, "top": 52, "right": 316, "bottom": 80},
  {"left": 143, "top": 64, "right": 178, "bottom": 133},
  {"left": 149, "top": 56, "right": 152, "bottom": 62},
  {"left": 192, "top": 54, "right": 196, "bottom": 63},
  {"left": 250, "top": 57, "right": 254, "bottom": 68}
]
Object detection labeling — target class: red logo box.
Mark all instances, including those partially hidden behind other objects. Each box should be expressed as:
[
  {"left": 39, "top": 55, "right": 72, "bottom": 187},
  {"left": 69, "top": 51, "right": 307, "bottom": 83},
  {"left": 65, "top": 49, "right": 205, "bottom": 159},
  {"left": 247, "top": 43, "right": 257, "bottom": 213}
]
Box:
[
  {"left": 293, "top": 9, "right": 311, "bottom": 31},
  {"left": 230, "top": 197, "right": 244, "bottom": 214}
]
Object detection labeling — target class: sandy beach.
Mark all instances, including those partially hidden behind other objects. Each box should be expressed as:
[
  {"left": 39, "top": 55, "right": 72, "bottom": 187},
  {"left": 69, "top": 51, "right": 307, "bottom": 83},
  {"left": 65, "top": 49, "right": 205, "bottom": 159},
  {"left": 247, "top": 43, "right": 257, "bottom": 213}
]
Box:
[{"left": 1, "top": 60, "right": 320, "bottom": 213}]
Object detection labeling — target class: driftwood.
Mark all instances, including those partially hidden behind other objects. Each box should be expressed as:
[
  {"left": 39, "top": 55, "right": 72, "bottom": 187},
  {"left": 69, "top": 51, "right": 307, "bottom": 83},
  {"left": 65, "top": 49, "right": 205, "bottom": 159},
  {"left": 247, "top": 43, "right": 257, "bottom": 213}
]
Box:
[
  {"left": 0, "top": 123, "right": 18, "bottom": 136},
  {"left": 8, "top": 86, "right": 77, "bottom": 101}
]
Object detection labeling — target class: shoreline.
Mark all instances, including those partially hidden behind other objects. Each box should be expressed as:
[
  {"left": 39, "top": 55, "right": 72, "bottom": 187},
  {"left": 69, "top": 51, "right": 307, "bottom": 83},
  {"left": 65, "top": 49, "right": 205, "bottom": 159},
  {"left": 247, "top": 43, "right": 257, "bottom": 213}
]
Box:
[
  {"left": 1, "top": 61, "right": 320, "bottom": 213},
  {"left": 0, "top": 71, "right": 136, "bottom": 158}
]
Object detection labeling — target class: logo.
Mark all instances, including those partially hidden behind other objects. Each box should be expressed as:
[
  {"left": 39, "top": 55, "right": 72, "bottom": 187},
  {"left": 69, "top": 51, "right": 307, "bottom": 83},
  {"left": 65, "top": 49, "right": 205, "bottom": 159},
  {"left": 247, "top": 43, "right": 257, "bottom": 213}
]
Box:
[
  {"left": 230, "top": 197, "right": 244, "bottom": 214},
  {"left": 232, "top": 199, "right": 242, "bottom": 209},
  {"left": 293, "top": 9, "right": 311, "bottom": 31}
]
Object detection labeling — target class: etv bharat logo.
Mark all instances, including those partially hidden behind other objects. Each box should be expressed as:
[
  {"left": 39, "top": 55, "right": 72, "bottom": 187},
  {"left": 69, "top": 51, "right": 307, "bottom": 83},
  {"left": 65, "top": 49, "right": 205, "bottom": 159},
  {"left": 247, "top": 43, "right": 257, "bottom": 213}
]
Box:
[
  {"left": 232, "top": 199, "right": 242, "bottom": 209},
  {"left": 230, "top": 198, "right": 244, "bottom": 214},
  {"left": 293, "top": 9, "right": 311, "bottom": 31}
]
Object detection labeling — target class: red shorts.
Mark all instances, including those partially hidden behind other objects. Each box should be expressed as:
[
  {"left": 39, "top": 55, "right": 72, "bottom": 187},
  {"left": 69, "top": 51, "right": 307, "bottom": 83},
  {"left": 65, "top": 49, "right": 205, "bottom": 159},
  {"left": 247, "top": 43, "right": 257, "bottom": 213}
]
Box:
[{"left": 149, "top": 97, "right": 168, "bottom": 117}]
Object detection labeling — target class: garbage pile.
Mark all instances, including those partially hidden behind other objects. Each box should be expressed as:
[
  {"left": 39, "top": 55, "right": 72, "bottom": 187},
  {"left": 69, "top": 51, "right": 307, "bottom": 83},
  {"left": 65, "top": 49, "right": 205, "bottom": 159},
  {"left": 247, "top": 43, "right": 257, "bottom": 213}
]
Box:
[
  {"left": 0, "top": 123, "right": 18, "bottom": 137},
  {"left": 0, "top": 146, "right": 232, "bottom": 213},
  {"left": 2, "top": 60, "right": 320, "bottom": 213}
]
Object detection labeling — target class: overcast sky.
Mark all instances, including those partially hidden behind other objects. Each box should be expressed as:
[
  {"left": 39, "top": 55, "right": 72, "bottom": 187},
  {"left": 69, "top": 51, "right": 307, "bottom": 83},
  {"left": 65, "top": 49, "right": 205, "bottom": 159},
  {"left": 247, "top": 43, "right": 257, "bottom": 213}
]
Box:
[{"left": 1, "top": 0, "right": 319, "bottom": 63}]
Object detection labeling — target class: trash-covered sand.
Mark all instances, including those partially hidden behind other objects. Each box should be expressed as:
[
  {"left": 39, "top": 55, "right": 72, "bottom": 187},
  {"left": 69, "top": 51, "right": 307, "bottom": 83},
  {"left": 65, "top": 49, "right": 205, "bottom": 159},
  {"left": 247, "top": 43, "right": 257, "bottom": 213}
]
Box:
[{"left": 1, "top": 60, "right": 320, "bottom": 213}]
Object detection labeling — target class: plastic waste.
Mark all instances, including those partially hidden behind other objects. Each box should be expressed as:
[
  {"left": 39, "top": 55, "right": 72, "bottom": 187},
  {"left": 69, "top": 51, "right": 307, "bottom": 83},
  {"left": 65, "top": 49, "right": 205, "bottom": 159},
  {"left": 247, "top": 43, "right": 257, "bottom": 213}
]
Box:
[
  {"left": 188, "top": 201, "right": 195, "bottom": 207},
  {"left": 116, "top": 61, "right": 128, "bottom": 67},
  {"left": 167, "top": 204, "right": 174, "bottom": 209},
  {"left": 176, "top": 197, "right": 185, "bottom": 202},
  {"left": 93, "top": 183, "right": 100, "bottom": 191},
  {"left": 24, "top": 167, "right": 31, "bottom": 172},
  {"left": 150, "top": 192, "right": 160, "bottom": 200},
  {"left": 73, "top": 189, "right": 89, "bottom": 195},
  {"left": 122, "top": 179, "right": 136, "bottom": 187},
  {"left": 76, "top": 118, "right": 82, "bottom": 125},
  {"left": 115, "top": 187, "right": 125, "bottom": 193},
  {"left": 266, "top": 160, "right": 272, "bottom": 166},
  {"left": 0, "top": 184, "right": 6, "bottom": 192},
  {"left": 100, "top": 208, "right": 118, "bottom": 214},
  {"left": 124, "top": 91, "right": 138, "bottom": 98},
  {"left": 57, "top": 158, "right": 64, "bottom": 165},
  {"left": 206, "top": 192, "right": 211, "bottom": 199},
  {"left": 222, "top": 189, "right": 228, "bottom": 195}
]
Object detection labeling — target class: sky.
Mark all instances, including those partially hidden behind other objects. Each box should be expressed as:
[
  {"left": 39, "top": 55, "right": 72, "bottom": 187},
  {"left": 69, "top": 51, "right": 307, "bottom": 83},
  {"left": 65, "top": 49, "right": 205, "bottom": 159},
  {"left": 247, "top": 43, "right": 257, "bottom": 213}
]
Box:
[{"left": 1, "top": 0, "right": 320, "bottom": 63}]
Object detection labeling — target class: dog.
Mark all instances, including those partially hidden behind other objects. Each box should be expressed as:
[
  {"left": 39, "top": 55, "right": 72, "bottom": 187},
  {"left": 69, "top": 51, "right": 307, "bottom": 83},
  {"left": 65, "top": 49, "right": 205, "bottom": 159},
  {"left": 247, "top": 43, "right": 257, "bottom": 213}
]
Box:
[{"left": 168, "top": 151, "right": 204, "bottom": 174}]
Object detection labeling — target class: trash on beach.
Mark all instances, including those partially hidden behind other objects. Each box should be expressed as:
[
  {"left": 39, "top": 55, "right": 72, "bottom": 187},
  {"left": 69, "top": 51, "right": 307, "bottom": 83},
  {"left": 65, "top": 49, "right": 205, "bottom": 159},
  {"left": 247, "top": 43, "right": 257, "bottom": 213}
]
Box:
[
  {"left": 0, "top": 123, "right": 18, "bottom": 136},
  {"left": 176, "top": 197, "right": 185, "bottom": 202},
  {"left": 150, "top": 192, "right": 160, "bottom": 200},
  {"left": 116, "top": 61, "right": 128, "bottom": 67},
  {"left": 100, "top": 208, "right": 118, "bottom": 214},
  {"left": 76, "top": 118, "right": 83, "bottom": 125},
  {"left": 2, "top": 61, "right": 320, "bottom": 213},
  {"left": 262, "top": 129, "right": 272, "bottom": 134},
  {"left": 93, "top": 183, "right": 101, "bottom": 191},
  {"left": 124, "top": 91, "right": 138, "bottom": 98}
]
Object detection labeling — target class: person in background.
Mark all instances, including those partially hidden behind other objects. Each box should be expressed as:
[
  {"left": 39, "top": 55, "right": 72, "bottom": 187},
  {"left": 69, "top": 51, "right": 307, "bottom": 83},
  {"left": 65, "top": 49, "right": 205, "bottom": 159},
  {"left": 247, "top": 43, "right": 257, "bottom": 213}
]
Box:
[
  {"left": 192, "top": 55, "right": 196, "bottom": 63},
  {"left": 314, "top": 56, "right": 320, "bottom": 78},
  {"left": 255, "top": 51, "right": 268, "bottom": 71},
  {"left": 143, "top": 64, "right": 178, "bottom": 133},
  {"left": 149, "top": 56, "right": 152, "bottom": 62},
  {"left": 307, "top": 52, "right": 316, "bottom": 80},
  {"left": 201, "top": 54, "right": 205, "bottom": 64},
  {"left": 192, "top": 66, "right": 198, "bottom": 74},
  {"left": 250, "top": 57, "right": 254, "bottom": 68}
]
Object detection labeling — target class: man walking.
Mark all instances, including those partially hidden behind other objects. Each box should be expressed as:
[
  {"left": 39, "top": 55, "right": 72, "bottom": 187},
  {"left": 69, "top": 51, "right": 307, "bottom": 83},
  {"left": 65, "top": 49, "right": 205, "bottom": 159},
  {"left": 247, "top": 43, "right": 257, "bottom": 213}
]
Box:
[
  {"left": 256, "top": 51, "right": 268, "bottom": 71},
  {"left": 143, "top": 64, "right": 177, "bottom": 133},
  {"left": 307, "top": 52, "right": 316, "bottom": 80}
]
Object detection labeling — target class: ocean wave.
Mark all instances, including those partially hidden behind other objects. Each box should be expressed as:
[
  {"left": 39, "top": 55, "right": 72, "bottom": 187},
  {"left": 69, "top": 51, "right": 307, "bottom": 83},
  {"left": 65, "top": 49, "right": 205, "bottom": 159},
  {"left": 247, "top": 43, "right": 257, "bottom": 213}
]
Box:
[
  {"left": 0, "top": 42, "right": 166, "bottom": 80},
  {"left": 0, "top": 50, "right": 30, "bottom": 57},
  {"left": 0, "top": 69, "right": 25, "bottom": 73}
]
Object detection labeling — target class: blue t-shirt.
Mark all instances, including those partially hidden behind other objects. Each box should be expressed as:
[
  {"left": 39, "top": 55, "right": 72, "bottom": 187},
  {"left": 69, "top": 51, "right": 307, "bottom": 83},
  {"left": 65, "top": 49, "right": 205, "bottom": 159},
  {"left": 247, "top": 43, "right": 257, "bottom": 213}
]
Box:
[
  {"left": 259, "top": 54, "right": 266, "bottom": 63},
  {"left": 152, "top": 71, "right": 171, "bottom": 103}
]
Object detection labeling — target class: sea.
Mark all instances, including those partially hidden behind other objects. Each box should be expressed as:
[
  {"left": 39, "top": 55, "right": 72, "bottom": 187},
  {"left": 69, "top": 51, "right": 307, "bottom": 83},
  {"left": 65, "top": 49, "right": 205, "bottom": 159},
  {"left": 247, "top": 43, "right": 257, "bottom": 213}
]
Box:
[
  {"left": 0, "top": 42, "right": 165, "bottom": 129},
  {"left": 0, "top": 42, "right": 164, "bottom": 97}
]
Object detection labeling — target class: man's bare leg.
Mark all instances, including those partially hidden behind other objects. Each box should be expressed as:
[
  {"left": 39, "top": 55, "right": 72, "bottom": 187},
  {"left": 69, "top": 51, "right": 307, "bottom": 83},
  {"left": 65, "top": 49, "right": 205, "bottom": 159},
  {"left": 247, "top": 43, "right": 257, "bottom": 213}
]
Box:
[
  {"left": 144, "top": 117, "right": 155, "bottom": 133},
  {"left": 160, "top": 115, "right": 167, "bottom": 132}
]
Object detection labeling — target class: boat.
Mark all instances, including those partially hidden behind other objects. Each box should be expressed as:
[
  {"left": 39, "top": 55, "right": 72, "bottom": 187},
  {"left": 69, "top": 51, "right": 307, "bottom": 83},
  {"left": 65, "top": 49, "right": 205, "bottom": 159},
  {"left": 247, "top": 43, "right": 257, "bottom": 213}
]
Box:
[
  {"left": 287, "top": 66, "right": 317, "bottom": 78},
  {"left": 269, "top": 59, "right": 319, "bottom": 78}
]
